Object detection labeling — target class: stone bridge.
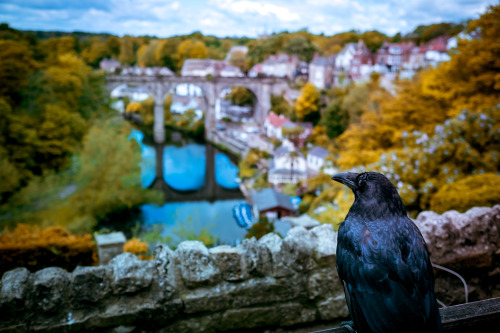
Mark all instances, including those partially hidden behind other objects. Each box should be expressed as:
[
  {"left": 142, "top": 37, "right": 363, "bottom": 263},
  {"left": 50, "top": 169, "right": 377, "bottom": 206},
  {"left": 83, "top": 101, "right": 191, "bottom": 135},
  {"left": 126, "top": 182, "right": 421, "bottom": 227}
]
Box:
[{"left": 106, "top": 75, "right": 290, "bottom": 144}]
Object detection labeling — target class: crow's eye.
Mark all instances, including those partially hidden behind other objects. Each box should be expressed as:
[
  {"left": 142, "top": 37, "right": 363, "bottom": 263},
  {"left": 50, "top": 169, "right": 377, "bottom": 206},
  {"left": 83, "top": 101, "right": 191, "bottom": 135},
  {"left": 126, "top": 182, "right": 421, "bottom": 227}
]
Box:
[{"left": 357, "top": 173, "right": 368, "bottom": 188}]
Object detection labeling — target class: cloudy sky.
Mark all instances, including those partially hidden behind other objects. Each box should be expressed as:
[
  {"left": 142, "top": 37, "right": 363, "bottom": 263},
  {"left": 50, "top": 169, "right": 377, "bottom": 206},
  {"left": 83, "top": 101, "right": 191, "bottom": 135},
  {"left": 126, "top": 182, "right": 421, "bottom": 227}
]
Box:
[{"left": 0, "top": 0, "right": 496, "bottom": 38}]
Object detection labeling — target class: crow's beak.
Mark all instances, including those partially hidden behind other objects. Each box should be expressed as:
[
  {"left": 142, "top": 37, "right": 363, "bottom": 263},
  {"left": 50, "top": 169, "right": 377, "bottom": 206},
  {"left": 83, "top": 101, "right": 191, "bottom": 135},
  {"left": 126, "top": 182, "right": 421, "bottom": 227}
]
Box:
[{"left": 331, "top": 172, "right": 359, "bottom": 191}]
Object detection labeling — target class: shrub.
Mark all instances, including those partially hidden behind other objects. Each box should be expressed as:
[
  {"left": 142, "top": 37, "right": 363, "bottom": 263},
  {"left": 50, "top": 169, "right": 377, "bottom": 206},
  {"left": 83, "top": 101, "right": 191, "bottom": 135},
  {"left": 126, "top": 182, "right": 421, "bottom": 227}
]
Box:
[
  {"left": 430, "top": 173, "right": 500, "bottom": 213},
  {"left": 0, "top": 224, "right": 96, "bottom": 275},
  {"left": 124, "top": 237, "right": 152, "bottom": 260}
]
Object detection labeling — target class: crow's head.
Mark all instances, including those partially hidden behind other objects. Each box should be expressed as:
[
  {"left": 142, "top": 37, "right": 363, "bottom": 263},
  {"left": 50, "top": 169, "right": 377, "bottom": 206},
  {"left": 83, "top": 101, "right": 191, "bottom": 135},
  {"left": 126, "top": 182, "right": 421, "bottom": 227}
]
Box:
[{"left": 331, "top": 171, "right": 407, "bottom": 217}]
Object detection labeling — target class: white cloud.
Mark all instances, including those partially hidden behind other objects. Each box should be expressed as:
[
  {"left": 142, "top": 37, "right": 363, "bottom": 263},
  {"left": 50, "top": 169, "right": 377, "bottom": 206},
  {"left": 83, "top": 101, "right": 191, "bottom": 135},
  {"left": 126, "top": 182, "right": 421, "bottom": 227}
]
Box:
[{"left": 212, "top": 0, "right": 300, "bottom": 22}]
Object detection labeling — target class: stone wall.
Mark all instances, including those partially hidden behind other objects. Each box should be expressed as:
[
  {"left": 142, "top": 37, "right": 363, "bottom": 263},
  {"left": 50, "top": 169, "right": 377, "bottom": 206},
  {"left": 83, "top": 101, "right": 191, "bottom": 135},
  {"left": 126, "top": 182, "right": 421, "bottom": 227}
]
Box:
[{"left": 1, "top": 205, "right": 499, "bottom": 332}]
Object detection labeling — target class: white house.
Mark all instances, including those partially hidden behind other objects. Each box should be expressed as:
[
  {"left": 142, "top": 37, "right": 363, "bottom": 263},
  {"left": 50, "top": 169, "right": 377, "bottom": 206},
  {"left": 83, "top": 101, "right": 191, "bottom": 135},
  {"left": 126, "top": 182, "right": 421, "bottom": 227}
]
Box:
[
  {"left": 261, "top": 53, "right": 300, "bottom": 79},
  {"left": 268, "top": 145, "right": 307, "bottom": 185},
  {"left": 308, "top": 54, "right": 336, "bottom": 89},
  {"left": 181, "top": 59, "right": 225, "bottom": 77},
  {"left": 335, "top": 43, "right": 358, "bottom": 71},
  {"left": 220, "top": 65, "right": 244, "bottom": 77},
  {"left": 100, "top": 58, "right": 121, "bottom": 72},
  {"left": 264, "top": 112, "right": 290, "bottom": 140},
  {"left": 307, "top": 146, "right": 329, "bottom": 175}
]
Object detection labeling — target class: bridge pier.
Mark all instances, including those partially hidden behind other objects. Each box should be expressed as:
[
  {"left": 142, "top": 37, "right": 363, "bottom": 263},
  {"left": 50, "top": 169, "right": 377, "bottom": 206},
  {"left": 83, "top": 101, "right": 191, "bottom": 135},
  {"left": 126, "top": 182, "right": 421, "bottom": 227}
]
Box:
[{"left": 154, "top": 98, "right": 165, "bottom": 144}]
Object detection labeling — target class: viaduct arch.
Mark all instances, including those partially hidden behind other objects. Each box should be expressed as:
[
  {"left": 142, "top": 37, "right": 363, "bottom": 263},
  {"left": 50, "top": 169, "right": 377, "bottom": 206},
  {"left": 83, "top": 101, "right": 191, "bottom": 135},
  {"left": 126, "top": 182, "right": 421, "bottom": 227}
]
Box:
[{"left": 106, "top": 75, "right": 290, "bottom": 144}]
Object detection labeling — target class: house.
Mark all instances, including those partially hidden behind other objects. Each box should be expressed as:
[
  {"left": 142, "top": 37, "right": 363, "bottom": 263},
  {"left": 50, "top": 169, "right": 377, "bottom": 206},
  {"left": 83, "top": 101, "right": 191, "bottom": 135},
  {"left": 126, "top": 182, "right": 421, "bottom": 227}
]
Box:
[
  {"left": 100, "top": 58, "right": 121, "bottom": 73},
  {"left": 268, "top": 144, "right": 307, "bottom": 185},
  {"left": 181, "top": 59, "right": 226, "bottom": 77},
  {"left": 225, "top": 45, "right": 249, "bottom": 61},
  {"left": 333, "top": 43, "right": 359, "bottom": 86},
  {"left": 307, "top": 146, "right": 329, "bottom": 175},
  {"left": 220, "top": 65, "right": 244, "bottom": 77},
  {"left": 281, "top": 120, "right": 313, "bottom": 148},
  {"left": 308, "top": 54, "right": 336, "bottom": 89},
  {"left": 375, "top": 41, "right": 415, "bottom": 73},
  {"left": 261, "top": 53, "right": 300, "bottom": 79},
  {"left": 350, "top": 40, "right": 375, "bottom": 82},
  {"left": 335, "top": 43, "right": 358, "bottom": 71},
  {"left": 264, "top": 112, "right": 290, "bottom": 140},
  {"left": 248, "top": 63, "right": 262, "bottom": 78},
  {"left": 251, "top": 188, "right": 295, "bottom": 219}
]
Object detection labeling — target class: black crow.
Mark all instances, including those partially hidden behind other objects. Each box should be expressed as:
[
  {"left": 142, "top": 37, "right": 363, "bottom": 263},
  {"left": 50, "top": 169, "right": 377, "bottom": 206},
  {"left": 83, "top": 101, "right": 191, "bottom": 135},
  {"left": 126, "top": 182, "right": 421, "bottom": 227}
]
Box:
[{"left": 331, "top": 171, "right": 442, "bottom": 333}]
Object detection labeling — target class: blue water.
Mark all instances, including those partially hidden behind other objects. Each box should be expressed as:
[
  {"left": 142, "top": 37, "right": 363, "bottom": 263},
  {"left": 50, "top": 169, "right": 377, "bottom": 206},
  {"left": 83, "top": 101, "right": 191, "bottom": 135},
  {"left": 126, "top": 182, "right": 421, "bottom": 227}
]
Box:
[
  {"left": 128, "top": 130, "right": 156, "bottom": 187},
  {"left": 129, "top": 129, "right": 246, "bottom": 245},
  {"left": 164, "top": 144, "right": 206, "bottom": 190}
]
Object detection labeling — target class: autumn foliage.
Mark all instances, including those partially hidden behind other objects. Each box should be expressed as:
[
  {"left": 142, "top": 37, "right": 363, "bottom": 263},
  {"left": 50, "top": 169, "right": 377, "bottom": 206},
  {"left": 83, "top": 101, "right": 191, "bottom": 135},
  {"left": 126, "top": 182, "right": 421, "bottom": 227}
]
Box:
[
  {"left": 0, "top": 224, "right": 96, "bottom": 275},
  {"left": 124, "top": 237, "right": 152, "bottom": 260}
]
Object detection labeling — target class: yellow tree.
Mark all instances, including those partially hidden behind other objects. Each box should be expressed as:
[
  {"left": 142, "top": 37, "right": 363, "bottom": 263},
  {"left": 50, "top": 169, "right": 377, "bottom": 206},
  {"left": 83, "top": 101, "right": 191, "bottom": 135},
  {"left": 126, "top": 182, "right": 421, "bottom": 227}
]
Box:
[
  {"left": 294, "top": 83, "right": 321, "bottom": 121},
  {"left": 420, "top": 4, "right": 500, "bottom": 116},
  {"left": 119, "top": 36, "right": 136, "bottom": 65}
]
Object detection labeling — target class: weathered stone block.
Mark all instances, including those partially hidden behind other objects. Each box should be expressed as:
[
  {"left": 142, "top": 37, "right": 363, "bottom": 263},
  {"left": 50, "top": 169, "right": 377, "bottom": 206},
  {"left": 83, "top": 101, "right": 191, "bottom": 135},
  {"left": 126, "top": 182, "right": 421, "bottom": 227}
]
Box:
[
  {"left": 220, "top": 306, "right": 281, "bottom": 330},
  {"left": 174, "top": 241, "right": 220, "bottom": 288},
  {"left": 0, "top": 267, "right": 30, "bottom": 308},
  {"left": 153, "top": 244, "right": 176, "bottom": 298},
  {"left": 317, "top": 295, "right": 349, "bottom": 320},
  {"left": 258, "top": 233, "right": 294, "bottom": 277},
  {"left": 210, "top": 245, "right": 248, "bottom": 281},
  {"left": 240, "top": 237, "right": 272, "bottom": 276},
  {"left": 183, "top": 282, "right": 236, "bottom": 314},
  {"left": 95, "top": 232, "right": 126, "bottom": 265},
  {"left": 33, "top": 267, "right": 70, "bottom": 313},
  {"left": 415, "top": 205, "right": 500, "bottom": 270},
  {"left": 279, "top": 302, "right": 317, "bottom": 326},
  {"left": 159, "top": 313, "right": 221, "bottom": 333},
  {"left": 72, "top": 266, "right": 110, "bottom": 303},
  {"left": 110, "top": 252, "right": 153, "bottom": 294},
  {"left": 284, "top": 227, "right": 317, "bottom": 272},
  {"left": 308, "top": 269, "right": 340, "bottom": 300},
  {"left": 310, "top": 224, "right": 337, "bottom": 266},
  {"left": 231, "top": 275, "right": 307, "bottom": 308}
]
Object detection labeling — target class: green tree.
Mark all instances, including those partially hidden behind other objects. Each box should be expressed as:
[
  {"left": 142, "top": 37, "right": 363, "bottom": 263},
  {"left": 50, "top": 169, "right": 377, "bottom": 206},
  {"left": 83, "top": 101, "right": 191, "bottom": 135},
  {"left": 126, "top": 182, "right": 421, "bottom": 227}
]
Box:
[
  {"left": 270, "top": 94, "right": 293, "bottom": 118},
  {"left": 36, "top": 104, "right": 87, "bottom": 171},
  {"left": 284, "top": 36, "right": 317, "bottom": 62},
  {"left": 321, "top": 99, "right": 349, "bottom": 139},
  {"left": 0, "top": 40, "right": 38, "bottom": 105}
]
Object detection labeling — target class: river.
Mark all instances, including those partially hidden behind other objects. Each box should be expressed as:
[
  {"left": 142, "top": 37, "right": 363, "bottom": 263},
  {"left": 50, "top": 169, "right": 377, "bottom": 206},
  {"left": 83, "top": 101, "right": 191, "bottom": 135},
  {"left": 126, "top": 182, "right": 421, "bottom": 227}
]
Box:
[{"left": 129, "top": 129, "right": 248, "bottom": 246}]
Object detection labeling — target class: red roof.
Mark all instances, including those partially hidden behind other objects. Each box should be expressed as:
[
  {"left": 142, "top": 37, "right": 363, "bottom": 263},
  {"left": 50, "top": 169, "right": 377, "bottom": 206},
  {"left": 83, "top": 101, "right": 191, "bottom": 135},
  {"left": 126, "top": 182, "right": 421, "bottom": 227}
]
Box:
[{"left": 267, "top": 112, "right": 290, "bottom": 128}]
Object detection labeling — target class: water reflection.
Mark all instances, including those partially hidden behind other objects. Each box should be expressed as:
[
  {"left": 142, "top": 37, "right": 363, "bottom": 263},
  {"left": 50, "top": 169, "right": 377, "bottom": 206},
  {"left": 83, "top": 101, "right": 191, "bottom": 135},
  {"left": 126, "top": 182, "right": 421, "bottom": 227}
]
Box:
[
  {"left": 164, "top": 144, "right": 206, "bottom": 191},
  {"left": 129, "top": 128, "right": 246, "bottom": 245}
]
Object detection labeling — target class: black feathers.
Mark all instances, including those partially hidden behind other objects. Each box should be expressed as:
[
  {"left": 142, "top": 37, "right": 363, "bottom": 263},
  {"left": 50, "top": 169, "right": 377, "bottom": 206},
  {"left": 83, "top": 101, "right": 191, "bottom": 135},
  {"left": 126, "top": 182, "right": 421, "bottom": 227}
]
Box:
[{"left": 332, "top": 172, "right": 442, "bottom": 333}]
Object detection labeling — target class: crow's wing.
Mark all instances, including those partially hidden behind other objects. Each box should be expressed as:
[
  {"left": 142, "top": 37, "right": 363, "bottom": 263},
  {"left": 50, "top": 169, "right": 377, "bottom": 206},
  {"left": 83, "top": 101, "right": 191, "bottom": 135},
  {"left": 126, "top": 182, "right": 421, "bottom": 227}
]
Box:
[{"left": 336, "top": 217, "right": 442, "bottom": 333}]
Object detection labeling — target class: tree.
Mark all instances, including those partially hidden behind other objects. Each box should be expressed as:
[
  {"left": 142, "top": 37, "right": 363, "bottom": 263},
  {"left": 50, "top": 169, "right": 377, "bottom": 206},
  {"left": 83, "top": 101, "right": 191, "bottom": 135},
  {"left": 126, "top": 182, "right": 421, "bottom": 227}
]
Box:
[
  {"left": 294, "top": 83, "right": 321, "bottom": 122},
  {"left": 0, "top": 40, "right": 38, "bottom": 105},
  {"left": 155, "top": 38, "right": 181, "bottom": 71},
  {"left": 228, "top": 50, "right": 247, "bottom": 71},
  {"left": 227, "top": 87, "right": 254, "bottom": 106},
  {"left": 105, "top": 36, "right": 121, "bottom": 58},
  {"left": 420, "top": 5, "right": 500, "bottom": 117},
  {"left": 36, "top": 104, "right": 87, "bottom": 171},
  {"left": 270, "top": 94, "right": 293, "bottom": 118},
  {"left": 284, "top": 36, "right": 317, "bottom": 62},
  {"left": 137, "top": 40, "right": 160, "bottom": 67},
  {"left": 359, "top": 30, "right": 388, "bottom": 52},
  {"left": 44, "top": 120, "right": 161, "bottom": 232},
  {"left": 119, "top": 36, "right": 136, "bottom": 65},
  {"left": 176, "top": 39, "right": 208, "bottom": 69},
  {"left": 321, "top": 100, "right": 349, "bottom": 139}
]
